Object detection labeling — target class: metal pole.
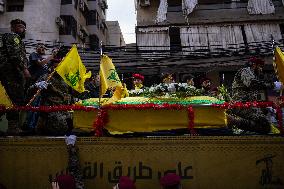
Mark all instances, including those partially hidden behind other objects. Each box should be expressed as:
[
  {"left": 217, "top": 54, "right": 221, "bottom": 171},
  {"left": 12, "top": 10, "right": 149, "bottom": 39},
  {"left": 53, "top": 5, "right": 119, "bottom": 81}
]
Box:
[
  {"left": 26, "top": 70, "right": 56, "bottom": 106},
  {"left": 99, "top": 41, "right": 103, "bottom": 107},
  {"left": 271, "top": 35, "right": 275, "bottom": 54}
]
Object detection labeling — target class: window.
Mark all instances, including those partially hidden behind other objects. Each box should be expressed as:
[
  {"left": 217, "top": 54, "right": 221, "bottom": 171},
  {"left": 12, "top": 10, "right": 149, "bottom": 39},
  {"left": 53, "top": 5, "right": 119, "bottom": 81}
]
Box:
[
  {"left": 198, "top": 0, "right": 232, "bottom": 4},
  {"left": 280, "top": 24, "right": 284, "bottom": 39},
  {"left": 87, "top": 10, "right": 97, "bottom": 25},
  {"left": 61, "top": 0, "right": 73, "bottom": 5},
  {"left": 168, "top": 0, "right": 182, "bottom": 12},
  {"left": 6, "top": 0, "right": 24, "bottom": 12},
  {"left": 74, "top": 0, "right": 78, "bottom": 9},
  {"left": 168, "top": 0, "right": 182, "bottom": 6},
  {"left": 169, "top": 27, "right": 182, "bottom": 52},
  {"left": 59, "top": 15, "right": 77, "bottom": 39},
  {"left": 89, "top": 34, "right": 100, "bottom": 50}
]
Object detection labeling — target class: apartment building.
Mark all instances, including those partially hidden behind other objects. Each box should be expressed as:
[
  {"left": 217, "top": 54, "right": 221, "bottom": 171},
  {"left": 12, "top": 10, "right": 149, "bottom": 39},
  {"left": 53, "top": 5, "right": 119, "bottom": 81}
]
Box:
[
  {"left": 106, "top": 21, "right": 126, "bottom": 47},
  {"left": 134, "top": 0, "right": 284, "bottom": 87},
  {"left": 0, "top": 0, "right": 108, "bottom": 49}
]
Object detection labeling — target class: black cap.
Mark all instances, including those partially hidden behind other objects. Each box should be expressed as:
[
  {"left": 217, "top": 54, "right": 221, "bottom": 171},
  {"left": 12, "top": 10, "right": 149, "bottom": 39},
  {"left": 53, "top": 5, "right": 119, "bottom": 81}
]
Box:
[{"left": 10, "top": 19, "right": 26, "bottom": 27}]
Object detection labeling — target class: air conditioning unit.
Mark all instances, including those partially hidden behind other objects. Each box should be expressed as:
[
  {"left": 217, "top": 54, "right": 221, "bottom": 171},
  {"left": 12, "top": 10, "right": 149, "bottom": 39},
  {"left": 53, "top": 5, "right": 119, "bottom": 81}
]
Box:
[
  {"left": 79, "top": 0, "right": 85, "bottom": 11},
  {"left": 55, "top": 17, "right": 64, "bottom": 27},
  {"left": 0, "top": 0, "right": 4, "bottom": 13},
  {"left": 139, "top": 0, "right": 150, "bottom": 7}
]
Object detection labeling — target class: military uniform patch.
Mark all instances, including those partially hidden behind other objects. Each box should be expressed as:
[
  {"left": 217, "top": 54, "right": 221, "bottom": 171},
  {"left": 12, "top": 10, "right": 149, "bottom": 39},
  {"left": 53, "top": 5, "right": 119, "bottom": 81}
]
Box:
[{"left": 14, "top": 37, "right": 20, "bottom": 45}]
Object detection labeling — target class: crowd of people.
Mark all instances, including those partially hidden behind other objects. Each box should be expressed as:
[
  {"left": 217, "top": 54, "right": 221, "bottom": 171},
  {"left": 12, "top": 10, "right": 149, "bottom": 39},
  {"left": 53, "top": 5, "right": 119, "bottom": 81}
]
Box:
[
  {"left": 0, "top": 19, "right": 87, "bottom": 136},
  {"left": 0, "top": 18, "right": 282, "bottom": 137}
]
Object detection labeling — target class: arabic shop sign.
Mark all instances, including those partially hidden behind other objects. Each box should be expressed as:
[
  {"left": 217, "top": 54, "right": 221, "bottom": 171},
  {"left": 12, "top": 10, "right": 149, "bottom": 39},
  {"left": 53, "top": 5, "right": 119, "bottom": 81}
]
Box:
[{"left": 49, "top": 161, "right": 193, "bottom": 183}]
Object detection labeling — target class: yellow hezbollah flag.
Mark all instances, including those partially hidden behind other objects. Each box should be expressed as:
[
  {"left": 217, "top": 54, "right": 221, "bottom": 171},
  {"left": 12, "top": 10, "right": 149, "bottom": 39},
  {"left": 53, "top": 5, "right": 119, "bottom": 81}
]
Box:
[
  {"left": 0, "top": 81, "right": 12, "bottom": 107},
  {"left": 99, "top": 55, "right": 129, "bottom": 104},
  {"left": 274, "top": 47, "right": 284, "bottom": 85},
  {"left": 99, "top": 54, "right": 122, "bottom": 96},
  {"left": 55, "top": 45, "right": 91, "bottom": 93}
]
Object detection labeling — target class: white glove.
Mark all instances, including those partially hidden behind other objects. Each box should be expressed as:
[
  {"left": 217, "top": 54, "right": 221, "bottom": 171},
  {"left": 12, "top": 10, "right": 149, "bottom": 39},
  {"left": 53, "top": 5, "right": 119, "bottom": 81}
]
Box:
[
  {"left": 274, "top": 81, "right": 282, "bottom": 91},
  {"left": 35, "top": 81, "right": 49, "bottom": 89},
  {"left": 65, "top": 135, "right": 77, "bottom": 146},
  {"left": 42, "top": 64, "right": 49, "bottom": 70}
]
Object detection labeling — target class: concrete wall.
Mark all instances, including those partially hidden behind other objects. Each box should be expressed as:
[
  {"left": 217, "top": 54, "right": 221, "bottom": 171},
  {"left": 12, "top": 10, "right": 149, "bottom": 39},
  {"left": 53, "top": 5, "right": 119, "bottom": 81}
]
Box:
[
  {"left": 0, "top": 0, "right": 61, "bottom": 43},
  {"left": 136, "top": 0, "right": 160, "bottom": 26},
  {"left": 106, "top": 21, "right": 126, "bottom": 47}
]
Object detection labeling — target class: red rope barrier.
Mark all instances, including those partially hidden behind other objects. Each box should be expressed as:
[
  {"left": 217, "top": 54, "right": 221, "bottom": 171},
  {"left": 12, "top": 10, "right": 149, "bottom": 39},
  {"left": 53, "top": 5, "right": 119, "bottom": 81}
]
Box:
[{"left": 0, "top": 101, "right": 283, "bottom": 136}]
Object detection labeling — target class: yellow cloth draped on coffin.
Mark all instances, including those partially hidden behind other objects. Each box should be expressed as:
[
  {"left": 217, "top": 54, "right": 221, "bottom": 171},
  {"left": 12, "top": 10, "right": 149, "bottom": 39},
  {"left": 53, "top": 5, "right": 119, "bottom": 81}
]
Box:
[{"left": 73, "top": 97, "right": 227, "bottom": 134}]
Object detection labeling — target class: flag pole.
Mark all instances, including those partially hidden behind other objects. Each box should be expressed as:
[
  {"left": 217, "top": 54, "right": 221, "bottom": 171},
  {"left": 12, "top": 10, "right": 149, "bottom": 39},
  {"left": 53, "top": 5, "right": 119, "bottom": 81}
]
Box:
[
  {"left": 26, "top": 70, "right": 56, "bottom": 106},
  {"left": 99, "top": 41, "right": 103, "bottom": 108}
]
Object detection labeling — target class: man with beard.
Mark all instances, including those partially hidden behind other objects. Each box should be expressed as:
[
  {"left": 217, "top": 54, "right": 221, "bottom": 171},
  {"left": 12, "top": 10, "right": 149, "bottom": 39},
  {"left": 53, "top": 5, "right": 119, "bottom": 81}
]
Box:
[
  {"left": 227, "top": 57, "right": 273, "bottom": 134},
  {"left": 0, "top": 19, "right": 31, "bottom": 135}
]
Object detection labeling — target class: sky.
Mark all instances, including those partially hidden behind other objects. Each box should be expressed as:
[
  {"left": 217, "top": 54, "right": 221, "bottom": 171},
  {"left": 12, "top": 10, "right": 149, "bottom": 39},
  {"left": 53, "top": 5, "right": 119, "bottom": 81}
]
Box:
[{"left": 106, "top": 0, "right": 137, "bottom": 44}]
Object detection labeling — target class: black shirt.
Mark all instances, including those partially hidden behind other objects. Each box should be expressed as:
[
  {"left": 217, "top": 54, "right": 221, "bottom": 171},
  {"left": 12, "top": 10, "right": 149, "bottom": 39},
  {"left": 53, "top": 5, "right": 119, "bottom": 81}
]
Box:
[{"left": 28, "top": 52, "right": 48, "bottom": 81}]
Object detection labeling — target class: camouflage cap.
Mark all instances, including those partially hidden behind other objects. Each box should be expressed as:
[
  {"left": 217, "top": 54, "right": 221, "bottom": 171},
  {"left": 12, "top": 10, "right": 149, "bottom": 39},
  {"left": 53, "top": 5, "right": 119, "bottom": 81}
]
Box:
[{"left": 10, "top": 19, "right": 26, "bottom": 27}]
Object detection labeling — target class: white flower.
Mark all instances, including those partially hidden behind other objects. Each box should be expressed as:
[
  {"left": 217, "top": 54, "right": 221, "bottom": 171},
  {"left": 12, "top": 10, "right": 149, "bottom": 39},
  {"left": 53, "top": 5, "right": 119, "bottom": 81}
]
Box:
[
  {"left": 188, "top": 85, "right": 196, "bottom": 90},
  {"left": 168, "top": 83, "right": 176, "bottom": 92},
  {"left": 149, "top": 87, "right": 156, "bottom": 93},
  {"left": 164, "top": 93, "right": 171, "bottom": 98},
  {"left": 129, "top": 89, "right": 144, "bottom": 95}
]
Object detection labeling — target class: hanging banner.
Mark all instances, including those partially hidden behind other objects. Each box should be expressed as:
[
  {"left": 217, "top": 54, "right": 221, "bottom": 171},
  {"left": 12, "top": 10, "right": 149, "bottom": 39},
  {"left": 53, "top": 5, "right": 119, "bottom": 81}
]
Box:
[{"left": 0, "top": 136, "right": 284, "bottom": 189}]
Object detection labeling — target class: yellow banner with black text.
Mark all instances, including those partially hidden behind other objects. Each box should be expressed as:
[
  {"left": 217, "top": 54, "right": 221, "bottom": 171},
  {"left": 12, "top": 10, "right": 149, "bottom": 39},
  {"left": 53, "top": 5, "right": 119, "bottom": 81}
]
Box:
[{"left": 0, "top": 136, "right": 284, "bottom": 189}]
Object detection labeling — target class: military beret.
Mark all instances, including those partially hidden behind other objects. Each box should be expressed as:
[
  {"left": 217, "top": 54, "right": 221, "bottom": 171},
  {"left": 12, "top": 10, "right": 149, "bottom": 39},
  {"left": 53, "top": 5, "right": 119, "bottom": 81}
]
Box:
[
  {"left": 10, "top": 19, "right": 26, "bottom": 27},
  {"left": 118, "top": 176, "right": 136, "bottom": 189},
  {"left": 160, "top": 173, "right": 181, "bottom": 187},
  {"left": 56, "top": 174, "right": 76, "bottom": 189},
  {"left": 132, "top": 73, "right": 144, "bottom": 81},
  {"left": 249, "top": 57, "right": 265, "bottom": 65}
]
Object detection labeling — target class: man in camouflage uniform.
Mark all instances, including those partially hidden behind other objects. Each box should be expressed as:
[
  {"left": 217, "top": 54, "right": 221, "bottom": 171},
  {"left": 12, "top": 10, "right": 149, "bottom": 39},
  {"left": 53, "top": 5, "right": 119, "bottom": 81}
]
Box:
[
  {"left": 227, "top": 57, "right": 272, "bottom": 134},
  {"left": 36, "top": 50, "right": 73, "bottom": 136},
  {"left": 0, "top": 19, "right": 31, "bottom": 135}
]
